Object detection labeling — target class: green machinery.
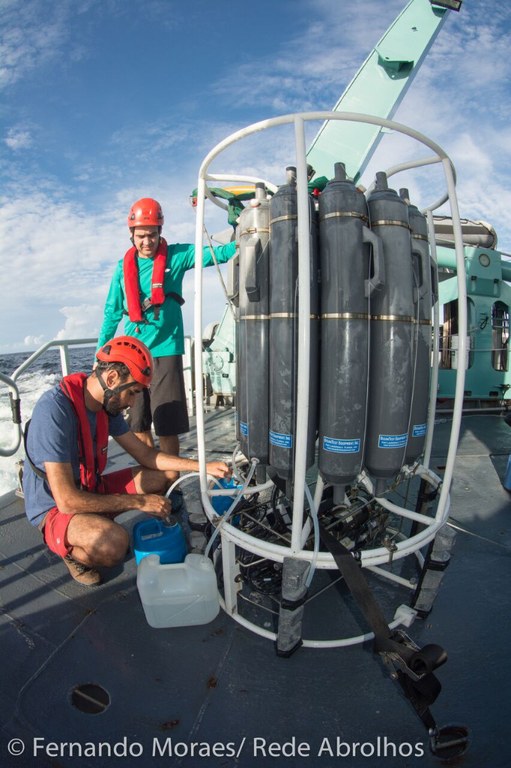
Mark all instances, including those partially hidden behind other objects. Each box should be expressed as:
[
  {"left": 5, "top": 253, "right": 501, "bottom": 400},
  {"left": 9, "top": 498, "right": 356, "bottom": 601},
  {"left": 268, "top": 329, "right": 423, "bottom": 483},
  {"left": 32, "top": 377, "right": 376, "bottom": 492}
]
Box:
[{"left": 436, "top": 235, "right": 511, "bottom": 404}]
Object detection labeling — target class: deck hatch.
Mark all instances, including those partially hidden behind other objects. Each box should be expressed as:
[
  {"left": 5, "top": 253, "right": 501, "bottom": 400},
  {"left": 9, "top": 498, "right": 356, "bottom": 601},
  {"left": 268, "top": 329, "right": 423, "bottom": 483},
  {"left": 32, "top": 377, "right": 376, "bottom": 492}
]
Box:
[{"left": 70, "top": 683, "right": 110, "bottom": 714}]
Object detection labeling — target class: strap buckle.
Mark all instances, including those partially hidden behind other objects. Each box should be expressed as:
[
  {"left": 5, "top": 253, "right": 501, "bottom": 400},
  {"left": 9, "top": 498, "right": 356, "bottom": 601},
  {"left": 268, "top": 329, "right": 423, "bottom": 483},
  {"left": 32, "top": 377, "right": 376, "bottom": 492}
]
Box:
[
  {"left": 379, "top": 629, "right": 447, "bottom": 683},
  {"left": 429, "top": 724, "right": 470, "bottom": 759}
]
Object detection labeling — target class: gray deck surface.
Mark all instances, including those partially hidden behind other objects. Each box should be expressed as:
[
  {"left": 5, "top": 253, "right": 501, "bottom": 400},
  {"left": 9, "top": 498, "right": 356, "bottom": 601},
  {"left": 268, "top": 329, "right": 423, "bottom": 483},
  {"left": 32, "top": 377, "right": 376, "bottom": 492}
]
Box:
[{"left": 1, "top": 411, "right": 510, "bottom": 767}]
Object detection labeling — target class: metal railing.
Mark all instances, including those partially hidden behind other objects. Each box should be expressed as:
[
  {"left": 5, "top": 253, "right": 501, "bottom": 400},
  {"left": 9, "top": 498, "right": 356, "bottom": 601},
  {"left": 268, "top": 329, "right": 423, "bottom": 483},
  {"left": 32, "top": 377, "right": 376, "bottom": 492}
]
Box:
[
  {"left": 0, "top": 336, "right": 195, "bottom": 459},
  {"left": 0, "top": 338, "right": 97, "bottom": 457}
]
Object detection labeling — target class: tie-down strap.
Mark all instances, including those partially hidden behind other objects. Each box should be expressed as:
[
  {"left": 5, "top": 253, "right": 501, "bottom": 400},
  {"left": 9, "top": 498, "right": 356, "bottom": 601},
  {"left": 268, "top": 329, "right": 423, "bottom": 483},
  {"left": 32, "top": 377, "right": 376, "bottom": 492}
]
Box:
[{"left": 319, "top": 523, "right": 445, "bottom": 727}]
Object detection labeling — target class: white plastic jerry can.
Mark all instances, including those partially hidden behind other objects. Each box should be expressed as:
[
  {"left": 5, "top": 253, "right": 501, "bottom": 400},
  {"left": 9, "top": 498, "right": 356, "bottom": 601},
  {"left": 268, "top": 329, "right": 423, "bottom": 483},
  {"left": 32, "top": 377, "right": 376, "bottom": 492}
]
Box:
[{"left": 136, "top": 553, "right": 220, "bottom": 629}]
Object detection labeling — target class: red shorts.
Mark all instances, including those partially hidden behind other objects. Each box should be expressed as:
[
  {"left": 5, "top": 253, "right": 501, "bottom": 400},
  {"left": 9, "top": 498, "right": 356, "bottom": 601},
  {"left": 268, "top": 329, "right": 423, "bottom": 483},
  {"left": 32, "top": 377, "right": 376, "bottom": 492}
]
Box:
[{"left": 42, "top": 468, "right": 136, "bottom": 558}]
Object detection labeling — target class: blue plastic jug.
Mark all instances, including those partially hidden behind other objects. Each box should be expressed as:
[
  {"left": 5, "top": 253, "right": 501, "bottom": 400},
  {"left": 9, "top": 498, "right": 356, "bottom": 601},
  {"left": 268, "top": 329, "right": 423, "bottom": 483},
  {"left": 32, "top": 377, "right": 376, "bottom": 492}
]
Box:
[
  {"left": 133, "top": 518, "right": 187, "bottom": 565},
  {"left": 211, "top": 477, "right": 241, "bottom": 515}
]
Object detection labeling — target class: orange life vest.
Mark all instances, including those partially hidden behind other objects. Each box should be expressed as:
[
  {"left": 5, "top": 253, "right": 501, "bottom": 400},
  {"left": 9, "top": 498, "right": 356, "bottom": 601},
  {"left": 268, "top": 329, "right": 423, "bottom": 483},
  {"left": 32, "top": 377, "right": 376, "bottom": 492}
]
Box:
[
  {"left": 60, "top": 373, "right": 109, "bottom": 492},
  {"left": 123, "top": 238, "right": 168, "bottom": 322}
]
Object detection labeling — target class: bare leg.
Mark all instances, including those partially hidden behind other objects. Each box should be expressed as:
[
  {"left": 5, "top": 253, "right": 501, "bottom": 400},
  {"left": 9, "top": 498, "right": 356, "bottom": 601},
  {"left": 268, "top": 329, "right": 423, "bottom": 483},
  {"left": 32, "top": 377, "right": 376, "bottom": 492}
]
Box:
[
  {"left": 130, "top": 465, "right": 182, "bottom": 513},
  {"left": 133, "top": 430, "right": 154, "bottom": 448},
  {"left": 66, "top": 515, "right": 129, "bottom": 568},
  {"left": 157, "top": 435, "right": 180, "bottom": 484},
  {"left": 131, "top": 466, "right": 174, "bottom": 494},
  {"left": 159, "top": 434, "right": 180, "bottom": 456}
]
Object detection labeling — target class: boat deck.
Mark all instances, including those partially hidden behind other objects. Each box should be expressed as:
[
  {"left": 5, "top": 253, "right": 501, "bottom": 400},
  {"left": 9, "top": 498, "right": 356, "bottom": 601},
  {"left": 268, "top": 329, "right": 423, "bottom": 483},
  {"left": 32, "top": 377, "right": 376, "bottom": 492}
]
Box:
[{"left": 1, "top": 410, "right": 510, "bottom": 767}]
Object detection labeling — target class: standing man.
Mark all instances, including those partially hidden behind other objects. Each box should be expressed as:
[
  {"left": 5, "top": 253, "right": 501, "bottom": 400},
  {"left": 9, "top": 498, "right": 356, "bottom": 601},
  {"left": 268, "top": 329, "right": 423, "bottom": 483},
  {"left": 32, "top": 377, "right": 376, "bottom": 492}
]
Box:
[
  {"left": 23, "top": 336, "right": 231, "bottom": 586},
  {"left": 96, "top": 198, "right": 236, "bottom": 468}
]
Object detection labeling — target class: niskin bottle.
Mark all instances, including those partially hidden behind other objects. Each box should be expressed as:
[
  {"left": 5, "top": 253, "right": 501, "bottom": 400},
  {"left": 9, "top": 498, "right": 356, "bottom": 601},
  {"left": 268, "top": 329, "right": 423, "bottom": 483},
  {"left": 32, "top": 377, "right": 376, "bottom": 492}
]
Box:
[
  {"left": 318, "top": 162, "right": 384, "bottom": 501},
  {"left": 365, "top": 172, "right": 415, "bottom": 493},
  {"left": 268, "top": 166, "right": 319, "bottom": 479},
  {"left": 236, "top": 183, "right": 271, "bottom": 465}
]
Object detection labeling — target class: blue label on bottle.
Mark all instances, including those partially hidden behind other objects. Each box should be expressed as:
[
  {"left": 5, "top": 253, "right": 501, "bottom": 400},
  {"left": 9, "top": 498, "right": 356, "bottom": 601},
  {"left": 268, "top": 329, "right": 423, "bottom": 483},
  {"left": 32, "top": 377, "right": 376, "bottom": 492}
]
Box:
[
  {"left": 240, "top": 421, "right": 248, "bottom": 437},
  {"left": 269, "top": 430, "right": 293, "bottom": 449},
  {"left": 323, "top": 437, "right": 360, "bottom": 454},
  {"left": 378, "top": 433, "right": 408, "bottom": 449},
  {"left": 412, "top": 423, "right": 427, "bottom": 438}
]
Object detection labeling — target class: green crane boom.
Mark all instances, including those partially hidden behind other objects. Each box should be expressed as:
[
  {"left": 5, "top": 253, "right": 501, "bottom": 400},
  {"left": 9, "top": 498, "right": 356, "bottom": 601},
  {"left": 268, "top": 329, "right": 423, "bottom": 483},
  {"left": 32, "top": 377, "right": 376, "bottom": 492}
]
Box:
[{"left": 306, "top": 0, "right": 456, "bottom": 183}]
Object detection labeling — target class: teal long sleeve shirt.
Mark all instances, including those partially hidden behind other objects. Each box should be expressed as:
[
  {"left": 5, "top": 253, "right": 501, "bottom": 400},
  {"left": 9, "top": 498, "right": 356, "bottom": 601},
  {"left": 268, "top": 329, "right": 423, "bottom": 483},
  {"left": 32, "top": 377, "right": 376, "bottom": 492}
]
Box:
[{"left": 97, "top": 240, "right": 236, "bottom": 357}]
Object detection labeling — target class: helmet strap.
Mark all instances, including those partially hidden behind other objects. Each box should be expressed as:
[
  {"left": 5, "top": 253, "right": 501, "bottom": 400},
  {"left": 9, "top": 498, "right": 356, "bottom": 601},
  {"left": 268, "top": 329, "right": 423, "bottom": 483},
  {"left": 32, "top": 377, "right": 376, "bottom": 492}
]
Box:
[{"left": 96, "top": 370, "right": 136, "bottom": 410}]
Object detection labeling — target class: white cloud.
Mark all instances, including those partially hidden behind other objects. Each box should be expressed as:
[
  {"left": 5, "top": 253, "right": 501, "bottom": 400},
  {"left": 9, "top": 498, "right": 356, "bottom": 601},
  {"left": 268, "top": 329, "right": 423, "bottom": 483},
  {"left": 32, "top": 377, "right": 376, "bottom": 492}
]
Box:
[
  {"left": 0, "top": 2, "right": 71, "bottom": 89},
  {"left": 23, "top": 334, "right": 45, "bottom": 348},
  {"left": 55, "top": 305, "right": 104, "bottom": 341},
  {"left": 212, "top": 0, "right": 404, "bottom": 113},
  {"left": 4, "top": 127, "right": 32, "bottom": 150},
  {"left": 0, "top": 191, "right": 121, "bottom": 349},
  {"left": 0, "top": 175, "right": 235, "bottom": 351}
]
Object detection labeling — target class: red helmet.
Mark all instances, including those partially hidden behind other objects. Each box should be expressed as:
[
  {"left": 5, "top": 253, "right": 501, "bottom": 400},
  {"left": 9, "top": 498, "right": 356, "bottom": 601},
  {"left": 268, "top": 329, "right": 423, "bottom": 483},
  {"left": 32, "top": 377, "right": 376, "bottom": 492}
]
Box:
[
  {"left": 127, "top": 198, "right": 164, "bottom": 229},
  {"left": 96, "top": 336, "right": 153, "bottom": 387}
]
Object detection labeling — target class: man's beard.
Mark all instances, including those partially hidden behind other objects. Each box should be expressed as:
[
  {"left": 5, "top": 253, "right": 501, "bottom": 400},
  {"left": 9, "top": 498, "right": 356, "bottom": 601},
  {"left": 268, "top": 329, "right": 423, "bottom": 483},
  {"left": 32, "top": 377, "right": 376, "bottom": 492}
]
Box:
[{"left": 104, "top": 395, "right": 123, "bottom": 416}]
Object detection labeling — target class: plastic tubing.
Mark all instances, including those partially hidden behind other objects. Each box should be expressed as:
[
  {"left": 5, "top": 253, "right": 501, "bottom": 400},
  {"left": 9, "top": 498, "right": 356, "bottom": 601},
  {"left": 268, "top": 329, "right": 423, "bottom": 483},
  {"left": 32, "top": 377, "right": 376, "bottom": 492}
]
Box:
[
  {"left": 204, "top": 457, "right": 259, "bottom": 559},
  {"left": 164, "top": 472, "right": 201, "bottom": 498},
  {"left": 303, "top": 483, "right": 320, "bottom": 587}
]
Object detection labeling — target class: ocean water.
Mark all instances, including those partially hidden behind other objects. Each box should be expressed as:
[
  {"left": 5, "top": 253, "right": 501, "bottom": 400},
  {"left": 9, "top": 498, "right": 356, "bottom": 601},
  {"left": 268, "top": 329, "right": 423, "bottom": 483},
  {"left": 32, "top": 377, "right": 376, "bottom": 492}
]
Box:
[{"left": 0, "top": 346, "right": 97, "bottom": 496}]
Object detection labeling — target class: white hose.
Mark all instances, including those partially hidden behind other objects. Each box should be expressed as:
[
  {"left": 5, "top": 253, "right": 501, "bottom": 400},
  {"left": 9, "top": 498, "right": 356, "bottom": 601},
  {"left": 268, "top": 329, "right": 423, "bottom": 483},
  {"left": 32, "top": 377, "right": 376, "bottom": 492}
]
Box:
[
  {"left": 164, "top": 472, "right": 201, "bottom": 498},
  {"left": 303, "top": 483, "right": 320, "bottom": 587},
  {"left": 204, "top": 458, "right": 259, "bottom": 559}
]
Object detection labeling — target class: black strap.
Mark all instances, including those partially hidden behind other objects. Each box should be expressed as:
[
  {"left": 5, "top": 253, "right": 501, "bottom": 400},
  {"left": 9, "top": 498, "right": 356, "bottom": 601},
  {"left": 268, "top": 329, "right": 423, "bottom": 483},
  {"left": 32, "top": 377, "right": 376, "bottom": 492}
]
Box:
[
  {"left": 122, "top": 291, "right": 185, "bottom": 323},
  {"left": 319, "top": 522, "right": 444, "bottom": 733},
  {"left": 23, "top": 418, "right": 84, "bottom": 491},
  {"left": 320, "top": 524, "right": 390, "bottom": 639},
  {"left": 23, "top": 419, "right": 48, "bottom": 481}
]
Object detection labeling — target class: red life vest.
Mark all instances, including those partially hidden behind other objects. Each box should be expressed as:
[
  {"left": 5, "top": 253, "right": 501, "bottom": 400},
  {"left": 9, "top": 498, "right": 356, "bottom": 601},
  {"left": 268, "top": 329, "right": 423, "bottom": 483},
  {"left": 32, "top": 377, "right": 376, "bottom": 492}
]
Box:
[
  {"left": 123, "top": 238, "right": 168, "bottom": 322},
  {"left": 60, "top": 373, "right": 109, "bottom": 493}
]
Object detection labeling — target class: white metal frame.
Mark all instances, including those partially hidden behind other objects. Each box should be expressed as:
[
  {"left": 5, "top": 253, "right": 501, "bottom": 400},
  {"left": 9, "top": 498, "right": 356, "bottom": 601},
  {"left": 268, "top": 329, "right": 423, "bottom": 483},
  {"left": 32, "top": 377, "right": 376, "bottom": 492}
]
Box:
[{"left": 193, "top": 112, "right": 467, "bottom": 646}]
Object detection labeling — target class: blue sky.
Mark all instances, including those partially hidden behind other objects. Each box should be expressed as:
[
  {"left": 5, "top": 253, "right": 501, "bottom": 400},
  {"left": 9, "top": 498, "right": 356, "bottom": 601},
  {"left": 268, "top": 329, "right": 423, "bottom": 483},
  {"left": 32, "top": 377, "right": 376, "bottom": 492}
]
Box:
[{"left": 1, "top": 0, "right": 510, "bottom": 354}]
